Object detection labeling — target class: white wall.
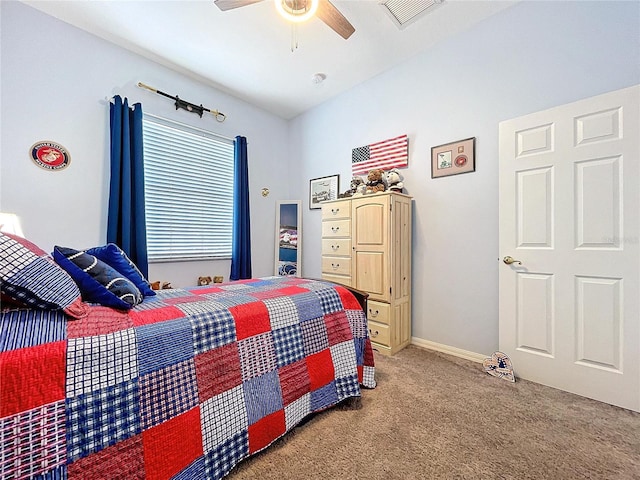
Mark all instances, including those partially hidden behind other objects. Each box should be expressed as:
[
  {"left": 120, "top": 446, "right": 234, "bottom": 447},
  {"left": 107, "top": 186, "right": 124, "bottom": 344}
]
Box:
[
  {"left": 0, "top": 1, "right": 289, "bottom": 286},
  {"left": 290, "top": 1, "right": 640, "bottom": 355}
]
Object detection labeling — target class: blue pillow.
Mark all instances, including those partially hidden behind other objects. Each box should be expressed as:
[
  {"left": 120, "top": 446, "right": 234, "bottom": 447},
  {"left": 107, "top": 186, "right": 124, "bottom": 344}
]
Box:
[
  {"left": 52, "top": 246, "right": 143, "bottom": 310},
  {"left": 86, "top": 243, "right": 155, "bottom": 297}
]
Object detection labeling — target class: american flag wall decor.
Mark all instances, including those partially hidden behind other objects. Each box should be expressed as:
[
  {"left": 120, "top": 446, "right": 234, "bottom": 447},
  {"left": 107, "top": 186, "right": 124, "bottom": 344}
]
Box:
[{"left": 352, "top": 134, "right": 408, "bottom": 175}]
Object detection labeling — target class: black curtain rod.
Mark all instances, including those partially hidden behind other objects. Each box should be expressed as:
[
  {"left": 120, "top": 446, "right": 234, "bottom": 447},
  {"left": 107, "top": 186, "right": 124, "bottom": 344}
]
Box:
[{"left": 137, "top": 82, "right": 226, "bottom": 122}]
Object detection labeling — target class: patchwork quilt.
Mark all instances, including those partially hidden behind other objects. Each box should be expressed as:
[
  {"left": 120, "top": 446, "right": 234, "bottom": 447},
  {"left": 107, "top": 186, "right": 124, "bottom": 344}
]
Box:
[{"left": 0, "top": 276, "right": 376, "bottom": 480}]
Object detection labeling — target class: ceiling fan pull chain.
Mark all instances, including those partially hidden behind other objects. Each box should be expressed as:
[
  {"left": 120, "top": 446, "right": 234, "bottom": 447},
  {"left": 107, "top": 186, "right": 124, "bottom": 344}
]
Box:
[{"left": 291, "top": 23, "right": 298, "bottom": 52}]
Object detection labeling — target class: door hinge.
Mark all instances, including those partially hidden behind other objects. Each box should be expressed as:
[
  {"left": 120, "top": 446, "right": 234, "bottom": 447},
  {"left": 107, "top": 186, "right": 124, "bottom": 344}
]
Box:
[{"left": 390, "top": 287, "right": 392, "bottom": 295}]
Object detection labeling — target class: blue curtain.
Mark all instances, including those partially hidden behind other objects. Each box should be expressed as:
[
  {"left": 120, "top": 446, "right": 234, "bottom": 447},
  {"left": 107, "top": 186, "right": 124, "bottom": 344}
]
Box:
[
  {"left": 230, "top": 136, "right": 252, "bottom": 280},
  {"left": 107, "top": 96, "right": 149, "bottom": 277}
]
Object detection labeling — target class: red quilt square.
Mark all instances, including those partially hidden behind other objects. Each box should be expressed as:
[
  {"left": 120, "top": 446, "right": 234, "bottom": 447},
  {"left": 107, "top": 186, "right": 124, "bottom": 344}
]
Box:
[
  {"left": 305, "top": 349, "right": 335, "bottom": 391},
  {"left": 0, "top": 341, "right": 66, "bottom": 417},
  {"left": 229, "top": 301, "right": 270, "bottom": 340},
  {"left": 364, "top": 339, "right": 375, "bottom": 367},
  {"left": 278, "top": 359, "right": 311, "bottom": 406},
  {"left": 188, "top": 286, "right": 224, "bottom": 295},
  {"left": 251, "top": 286, "right": 308, "bottom": 301},
  {"left": 324, "top": 311, "right": 353, "bottom": 346},
  {"left": 142, "top": 407, "right": 203, "bottom": 480},
  {"left": 130, "top": 306, "right": 184, "bottom": 327},
  {"left": 68, "top": 433, "right": 145, "bottom": 480},
  {"left": 66, "top": 306, "right": 132, "bottom": 338},
  {"left": 335, "top": 286, "right": 363, "bottom": 310},
  {"left": 248, "top": 409, "right": 285, "bottom": 454},
  {"left": 194, "top": 343, "right": 242, "bottom": 402}
]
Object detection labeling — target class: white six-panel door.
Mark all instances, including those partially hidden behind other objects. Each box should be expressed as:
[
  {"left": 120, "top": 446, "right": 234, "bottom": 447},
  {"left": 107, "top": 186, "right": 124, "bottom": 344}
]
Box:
[{"left": 499, "top": 85, "right": 639, "bottom": 412}]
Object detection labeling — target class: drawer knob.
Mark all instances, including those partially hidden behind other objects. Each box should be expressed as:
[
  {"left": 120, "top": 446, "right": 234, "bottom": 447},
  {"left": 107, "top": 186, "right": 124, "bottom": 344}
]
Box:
[
  {"left": 369, "top": 329, "right": 379, "bottom": 338},
  {"left": 331, "top": 263, "right": 340, "bottom": 269},
  {"left": 331, "top": 208, "right": 340, "bottom": 215},
  {"left": 331, "top": 244, "right": 339, "bottom": 251},
  {"left": 331, "top": 226, "right": 339, "bottom": 233},
  {"left": 369, "top": 309, "right": 379, "bottom": 317}
]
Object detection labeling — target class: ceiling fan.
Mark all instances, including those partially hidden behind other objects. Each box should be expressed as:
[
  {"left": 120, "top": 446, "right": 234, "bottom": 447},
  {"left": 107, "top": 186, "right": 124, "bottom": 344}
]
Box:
[{"left": 214, "top": 0, "right": 356, "bottom": 39}]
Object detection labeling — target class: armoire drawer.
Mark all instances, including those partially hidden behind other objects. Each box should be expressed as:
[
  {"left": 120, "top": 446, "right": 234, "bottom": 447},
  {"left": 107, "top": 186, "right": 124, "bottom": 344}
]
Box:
[
  {"left": 321, "top": 273, "right": 351, "bottom": 287},
  {"left": 367, "top": 320, "right": 390, "bottom": 347},
  {"left": 366, "top": 300, "right": 390, "bottom": 325},
  {"left": 321, "top": 200, "right": 351, "bottom": 220},
  {"left": 321, "top": 219, "right": 351, "bottom": 238},
  {"left": 321, "top": 238, "right": 351, "bottom": 256},
  {"left": 322, "top": 256, "right": 351, "bottom": 276}
]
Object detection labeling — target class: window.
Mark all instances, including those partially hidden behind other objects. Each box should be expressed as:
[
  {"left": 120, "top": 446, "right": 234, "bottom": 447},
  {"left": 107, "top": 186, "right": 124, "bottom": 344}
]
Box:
[{"left": 142, "top": 114, "right": 234, "bottom": 262}]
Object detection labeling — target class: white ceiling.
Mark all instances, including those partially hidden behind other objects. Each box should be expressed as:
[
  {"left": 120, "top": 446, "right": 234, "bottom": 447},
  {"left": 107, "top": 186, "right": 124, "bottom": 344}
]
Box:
[{"left": 22, "top": 0, "right": 515, "bottom": 119}]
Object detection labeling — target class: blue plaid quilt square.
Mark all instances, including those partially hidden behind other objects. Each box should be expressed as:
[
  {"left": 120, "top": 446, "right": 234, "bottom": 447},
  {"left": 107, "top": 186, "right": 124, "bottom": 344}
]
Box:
[
  {"left": 136, "top": 318, "right": 194, "bottom": 375},
  {"left": 284, "top": 392, "right": 311, "bottom": 431},
  {"left": 291, "top": 292, "right": 324, "bottom": 322},
  {"left": 300, "top": 318, "right": 329, "bottom": 356},
  {"left": 139, "top": 359, "right": 199, "bottom": 430},
  {"left": 66, "top": 379, "right": 140, "bottom": 462},
  {"left": 200, "top": 385, "right": 248, "bottom": 453},
  {"left": 243, "top": 371, "right": 283, "bottom": 425},
  {"left": 189, "top": 310, "right": 237, "bottom": 354},
  {"left": 330, "top": 341, "right": 358, "bottom": 379},
  {"left": 204, "top": 430, "right": 249, "bottom": 480},
  {"left": 0, "top": 309, "right": 67, "bottom": 351},
  {"left": 176, "top": 300, "right": 229, "bottom": 316},
  {"left": 202, "top": 293, "right": 257, "bottom": 309},
  {"left": 263, "top": 296, "right": 298, "bottom": 329},
  {"left": 310, "top": 381, "right": 338, "bottom": 412},
  {"left": 66, "top": 328, "right": 138, "bottom": 397},
  {"left": 237, "top": 333, "right": 277, "bottom": 380},
  {"left": 335, "top": 374, "right": 361, "bottom": 401},
  {"left": 314, "top": 288, "right": 344, "bottom": 315},
  {"left": 31, "top": 465, "right": 66, "bottom": 480},
  {"left": 272, "top": 324, "right": 305, "bottom": 368}
]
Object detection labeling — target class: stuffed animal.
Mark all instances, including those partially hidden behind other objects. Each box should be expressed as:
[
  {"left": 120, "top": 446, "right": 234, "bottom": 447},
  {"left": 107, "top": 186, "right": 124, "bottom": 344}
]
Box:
[
  {"left": 365, "top": 169, "right": 386, "bottom": 194},
  {"left": 385, "top": 168, "right": 404, "bottom": 193},
  {"left": 151, "top": 281, "right": 173, "bottom": 290},
  {"left": 198, "top": 276, "right": 212, "bottom": 286},
  {"left": 340, "top": 176, "right": 365, "bottom": 198}
]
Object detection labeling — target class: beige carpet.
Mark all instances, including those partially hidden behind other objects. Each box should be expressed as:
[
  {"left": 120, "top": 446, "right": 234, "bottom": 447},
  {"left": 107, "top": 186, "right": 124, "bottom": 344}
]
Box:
[{"left": 229, "top": 345, "right": 640, "bottom": 479}]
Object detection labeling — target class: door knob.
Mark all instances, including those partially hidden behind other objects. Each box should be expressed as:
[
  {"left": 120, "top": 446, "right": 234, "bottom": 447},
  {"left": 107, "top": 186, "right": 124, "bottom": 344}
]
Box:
[{"left": 503, "top": 256, "right": 522, "bottom": 265}]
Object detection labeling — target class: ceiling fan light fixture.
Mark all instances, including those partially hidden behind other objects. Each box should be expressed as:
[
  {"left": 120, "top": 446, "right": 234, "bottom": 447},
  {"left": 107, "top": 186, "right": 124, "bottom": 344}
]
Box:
[{"left": 275, "top": 0, "right": 319, "bottom": 23}]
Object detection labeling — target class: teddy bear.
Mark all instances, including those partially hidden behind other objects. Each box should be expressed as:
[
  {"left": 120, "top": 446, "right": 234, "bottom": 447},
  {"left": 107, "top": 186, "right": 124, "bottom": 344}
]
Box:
[
  {"left": 150, "top": 281, "right": 173, "bottom": 290},
  {"left": 198, "top": 276, "right": 212, "bottom": 286},
  {"left": 385, "top": 168, "right": 404, "bottom": 193},
  {"left": 339, "top": 176, "right": 366, "bottom": 198},
  {"left": 365, "top": 168, "right": 386, "bottom": 194}
]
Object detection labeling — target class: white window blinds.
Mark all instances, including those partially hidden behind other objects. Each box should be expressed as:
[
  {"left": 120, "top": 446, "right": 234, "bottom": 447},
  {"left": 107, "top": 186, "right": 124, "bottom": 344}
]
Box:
[{"left": 142, "top": 114, "right": 234, "bottom": 262}]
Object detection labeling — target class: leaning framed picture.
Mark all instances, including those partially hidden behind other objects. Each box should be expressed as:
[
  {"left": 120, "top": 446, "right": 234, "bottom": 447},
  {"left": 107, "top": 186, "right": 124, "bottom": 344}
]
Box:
[
  {"left": 431, "top": 137, "right": 476, "bottom": 178},
  {"left": 309, "top": 174, "right": 339, "bottom": 209}
]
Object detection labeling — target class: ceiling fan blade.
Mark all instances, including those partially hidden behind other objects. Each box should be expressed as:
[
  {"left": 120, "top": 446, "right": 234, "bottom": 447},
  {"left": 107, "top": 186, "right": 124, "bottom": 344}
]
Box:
[
  {"left": 214, "top": 0, "right": 264, "bottom": 11},
  {"left": 316, "top": 0, "right": 355, "bottom": 40}
]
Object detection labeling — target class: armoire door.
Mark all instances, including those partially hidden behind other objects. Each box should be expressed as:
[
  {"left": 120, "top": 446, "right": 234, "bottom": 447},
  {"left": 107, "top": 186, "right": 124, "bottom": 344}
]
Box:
[{"left": 352, "top": 196, "right": 390, "bottom": 302}]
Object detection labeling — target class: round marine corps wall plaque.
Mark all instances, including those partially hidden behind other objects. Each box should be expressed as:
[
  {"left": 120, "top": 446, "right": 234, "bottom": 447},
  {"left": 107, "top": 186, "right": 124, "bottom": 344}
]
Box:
[{"left": 29, "top": 141, "right": 71, "bottom": 171}]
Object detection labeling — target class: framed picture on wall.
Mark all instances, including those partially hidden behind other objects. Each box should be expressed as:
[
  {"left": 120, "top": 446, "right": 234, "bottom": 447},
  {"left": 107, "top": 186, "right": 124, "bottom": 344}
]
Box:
[
  {"left": 309, "top": 174, "right": 339, "bottom": 209},
  {"left": 431, "top": 137, "right": 476, "bottom": 178},
  {"left": 274, "top": 200, "right": 302, "bottom": 277}
]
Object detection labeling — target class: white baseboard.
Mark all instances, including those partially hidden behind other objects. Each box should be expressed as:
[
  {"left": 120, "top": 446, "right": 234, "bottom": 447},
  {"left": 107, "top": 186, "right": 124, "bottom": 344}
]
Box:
[{"left": 411, "top": 337, "right": 487, "bottom": 364}]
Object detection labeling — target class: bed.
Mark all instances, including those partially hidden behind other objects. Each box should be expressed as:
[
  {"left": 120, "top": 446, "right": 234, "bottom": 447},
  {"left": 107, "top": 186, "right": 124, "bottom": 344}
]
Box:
[{"left": 0, "top": 233, "right": 376, "bottom": 480}]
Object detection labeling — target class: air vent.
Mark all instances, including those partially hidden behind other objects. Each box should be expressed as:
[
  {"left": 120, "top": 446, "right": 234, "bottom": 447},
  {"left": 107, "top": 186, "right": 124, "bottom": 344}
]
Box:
[{"left": 381, "top": 0, "right": 444, "bottom": 29}]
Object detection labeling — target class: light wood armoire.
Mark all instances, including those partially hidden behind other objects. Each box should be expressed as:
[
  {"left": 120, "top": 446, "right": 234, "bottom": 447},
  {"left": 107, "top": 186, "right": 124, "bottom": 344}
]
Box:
[{"left": 321, "top": 191, "right": 412, "bottom": 355}]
